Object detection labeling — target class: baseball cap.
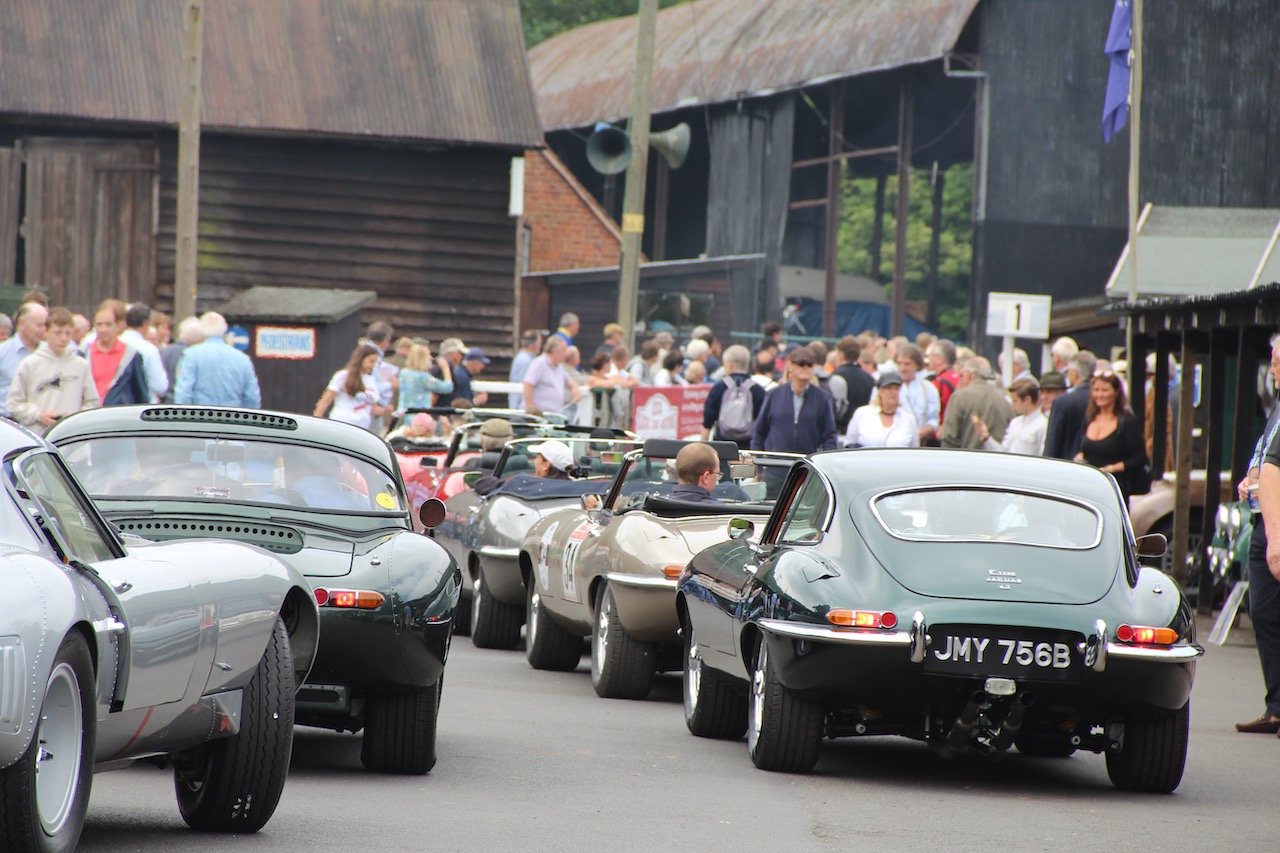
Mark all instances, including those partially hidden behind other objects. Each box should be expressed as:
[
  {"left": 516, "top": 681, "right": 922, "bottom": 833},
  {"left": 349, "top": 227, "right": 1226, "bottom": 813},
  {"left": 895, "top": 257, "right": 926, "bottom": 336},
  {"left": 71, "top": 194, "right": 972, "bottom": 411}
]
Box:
[
  {"left": 876, "top": 370, "right": 904, "bottom": 388},
  {"left": 465, "top": 347, "right": 490, "bottom": 364},
  {"left": 528, "top": 440, "right": 573, "bottom": 472}
]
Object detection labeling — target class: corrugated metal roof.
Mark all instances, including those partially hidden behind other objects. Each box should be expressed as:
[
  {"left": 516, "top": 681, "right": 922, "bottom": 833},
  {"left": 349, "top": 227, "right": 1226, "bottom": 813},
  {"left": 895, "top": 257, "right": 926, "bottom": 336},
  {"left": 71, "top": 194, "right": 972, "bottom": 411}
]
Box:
[
  {"left": 0, "top": 0, "right": 543, "bottom": 148},
  {"left": 218, "top": 286, "right": 376, "bottom": 324},
  {"left": 1104, "top": 205, "right": 1280, "bottom": 301},
  {"left": 529, "top": 0, "right": 981, "bottom": 130}
]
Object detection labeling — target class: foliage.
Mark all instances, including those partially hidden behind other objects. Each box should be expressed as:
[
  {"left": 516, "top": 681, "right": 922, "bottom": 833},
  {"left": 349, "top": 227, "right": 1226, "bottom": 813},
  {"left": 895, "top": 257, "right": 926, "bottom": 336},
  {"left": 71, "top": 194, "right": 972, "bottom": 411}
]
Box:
[
  {"left": 521, "top": 0, "right": 688, "bottom": 48},
  {"left": 836, "top": 163, "right": 973, "bottom": 341}
]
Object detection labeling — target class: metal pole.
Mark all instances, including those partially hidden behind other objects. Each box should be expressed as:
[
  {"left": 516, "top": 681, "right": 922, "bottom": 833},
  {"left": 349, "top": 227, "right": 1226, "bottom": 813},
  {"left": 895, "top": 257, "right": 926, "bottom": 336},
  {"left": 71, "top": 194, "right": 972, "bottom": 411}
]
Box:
[
  {"left": 616, "top": 0, "right": 659, "bottom": 353},
  {"left": 175, "top": 0, "right": 204, "bottom": 320},
  {"left": 1127, "top": 0, "right": 1142, "bottom": 304}
]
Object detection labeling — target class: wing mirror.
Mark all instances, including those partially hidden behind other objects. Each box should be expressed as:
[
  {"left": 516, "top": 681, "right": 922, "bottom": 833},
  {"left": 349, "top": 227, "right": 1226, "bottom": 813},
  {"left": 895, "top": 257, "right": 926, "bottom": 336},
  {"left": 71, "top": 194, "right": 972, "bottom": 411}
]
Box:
[
  {"left": 418, "top": 498, "right": 447, "bottom": 530},
  {"left": 462, "top": 470, "right": 484, "bottom": 488},
  {"left": 1135, "top": 532, "right": 1168, "bottom": 559},
  {"left": 581, "top": 492, "right": 606, "bottom": 511},
  {"left": 419, "top": 456, "right": 438, "bottom": 469},
  {"left": 728, "top": 517, "right": 755, "bottom": 541}
]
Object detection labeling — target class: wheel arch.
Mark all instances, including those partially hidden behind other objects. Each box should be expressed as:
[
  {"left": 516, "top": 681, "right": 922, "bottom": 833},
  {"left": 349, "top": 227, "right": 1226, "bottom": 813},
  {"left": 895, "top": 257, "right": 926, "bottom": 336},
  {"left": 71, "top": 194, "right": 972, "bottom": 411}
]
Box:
[
  {"left": 739, "top": 622, "right": 762, "bottom": 678},
  {"left": 280, "top": 586, "right": 319, "bottom": 689},
  {"left": 518, "top": 550, "right": 533, "bottom": 589}
]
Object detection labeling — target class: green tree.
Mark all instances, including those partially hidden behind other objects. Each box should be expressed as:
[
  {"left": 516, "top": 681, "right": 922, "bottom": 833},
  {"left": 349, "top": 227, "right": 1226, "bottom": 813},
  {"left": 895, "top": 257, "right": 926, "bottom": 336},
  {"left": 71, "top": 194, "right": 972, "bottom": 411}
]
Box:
[
  {"left": 521, "top": 0, "right": 688, "bottom": 48},
  {"left": 836, "top": 163, "right": 973, "bottom": 341}
]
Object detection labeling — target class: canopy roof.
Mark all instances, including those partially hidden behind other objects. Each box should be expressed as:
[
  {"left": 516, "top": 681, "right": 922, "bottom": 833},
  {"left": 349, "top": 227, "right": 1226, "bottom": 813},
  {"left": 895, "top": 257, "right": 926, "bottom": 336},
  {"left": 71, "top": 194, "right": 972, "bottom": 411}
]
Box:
[
  {"left": 530, "top": 0, "right": 981, "bottom": 130},
  {"left": 1105, "top": 205, "right": 1280, "bottom": 302}
]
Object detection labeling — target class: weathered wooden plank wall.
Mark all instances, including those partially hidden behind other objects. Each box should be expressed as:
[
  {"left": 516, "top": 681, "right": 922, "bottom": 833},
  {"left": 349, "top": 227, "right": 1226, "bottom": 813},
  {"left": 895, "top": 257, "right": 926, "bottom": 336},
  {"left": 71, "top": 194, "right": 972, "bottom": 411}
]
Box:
[{"left": 155, "top": 135, "right": 518, "bottom": 368}]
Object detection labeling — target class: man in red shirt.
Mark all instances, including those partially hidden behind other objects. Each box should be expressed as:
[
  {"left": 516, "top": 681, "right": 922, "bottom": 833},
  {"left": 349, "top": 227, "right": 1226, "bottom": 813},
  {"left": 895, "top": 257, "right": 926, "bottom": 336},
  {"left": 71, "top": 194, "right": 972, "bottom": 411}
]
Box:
[{"left": 88, "top": 299, "right": 149, "bottom": 406}]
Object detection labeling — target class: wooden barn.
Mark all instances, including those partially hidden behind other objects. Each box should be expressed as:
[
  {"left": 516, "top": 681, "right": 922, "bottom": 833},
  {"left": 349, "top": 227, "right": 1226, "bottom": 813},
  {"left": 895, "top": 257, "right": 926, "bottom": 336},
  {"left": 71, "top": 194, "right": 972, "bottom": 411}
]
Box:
[{"left": 0, "top": 0, "right": 542, "bottom": 369}]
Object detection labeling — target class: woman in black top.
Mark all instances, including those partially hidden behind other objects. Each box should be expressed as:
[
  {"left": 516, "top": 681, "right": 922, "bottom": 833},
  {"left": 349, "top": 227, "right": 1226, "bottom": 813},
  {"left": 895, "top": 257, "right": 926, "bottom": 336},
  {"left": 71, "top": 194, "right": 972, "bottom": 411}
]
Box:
[{"left": 1073, "top": 371, "right": 1148, "bottom": 499}]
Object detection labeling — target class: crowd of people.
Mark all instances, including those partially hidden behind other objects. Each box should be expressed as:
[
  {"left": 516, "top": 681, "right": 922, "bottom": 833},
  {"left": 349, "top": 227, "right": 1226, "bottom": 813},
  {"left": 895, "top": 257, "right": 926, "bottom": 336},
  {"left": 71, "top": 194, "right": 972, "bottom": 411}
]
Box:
[
  {"left": 500, "top": 314, "right": 1164, "bottom": 497},
  {"left": 0, "top": 292, "right": 260, "bottom": 435}
]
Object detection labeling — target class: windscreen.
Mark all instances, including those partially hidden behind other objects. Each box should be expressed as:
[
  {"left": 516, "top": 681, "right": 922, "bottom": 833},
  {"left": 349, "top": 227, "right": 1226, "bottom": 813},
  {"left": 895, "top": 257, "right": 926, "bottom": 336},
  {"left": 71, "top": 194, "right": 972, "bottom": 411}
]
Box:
[
  {"left": 611, "top": 452, "right": 793, "bottom": 511},
  {"left": 59, "top": 435, "right": 405, "bottom": 513},
  {"left": 871, "top": 488, "right": 1101, "bottom": 549}
]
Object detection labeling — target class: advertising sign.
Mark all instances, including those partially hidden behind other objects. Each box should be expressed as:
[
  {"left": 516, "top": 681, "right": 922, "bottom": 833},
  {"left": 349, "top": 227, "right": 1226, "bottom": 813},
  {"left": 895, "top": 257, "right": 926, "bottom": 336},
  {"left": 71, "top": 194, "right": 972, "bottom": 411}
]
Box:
[
  {"left": 631, "top": 385, "right": 710, "bottom": 440},
  {"left": 255, "top": 326, "right": 316, "bottom": 360}
]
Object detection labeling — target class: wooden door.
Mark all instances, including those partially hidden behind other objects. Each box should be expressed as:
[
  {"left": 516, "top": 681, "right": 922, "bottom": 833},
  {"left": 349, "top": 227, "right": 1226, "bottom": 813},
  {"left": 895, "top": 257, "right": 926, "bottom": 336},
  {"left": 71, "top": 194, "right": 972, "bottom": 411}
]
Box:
[{"left": 23, "top": 138, "right": 157, "bottom": 313}]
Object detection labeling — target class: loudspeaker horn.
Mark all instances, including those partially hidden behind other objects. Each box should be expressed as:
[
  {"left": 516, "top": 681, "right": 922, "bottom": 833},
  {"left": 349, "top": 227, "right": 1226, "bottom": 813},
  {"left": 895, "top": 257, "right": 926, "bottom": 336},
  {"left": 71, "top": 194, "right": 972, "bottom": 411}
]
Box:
[
  {"left": 650, "top": 122, "right": 691, "bottom": 170},
  {"left": 586, "top": 122, "right": 632, "bottom": 175}
]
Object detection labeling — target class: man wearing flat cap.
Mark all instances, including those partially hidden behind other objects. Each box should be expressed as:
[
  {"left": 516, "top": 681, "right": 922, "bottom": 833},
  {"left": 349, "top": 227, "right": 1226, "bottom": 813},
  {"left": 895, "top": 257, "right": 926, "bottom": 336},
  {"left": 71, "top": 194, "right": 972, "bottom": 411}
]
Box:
[
  {"left": 438, "top": 338, "right": 478, "bottom": 404},
  {"left": 940, "top": 356, "right": 1013, "bottom": 449}
]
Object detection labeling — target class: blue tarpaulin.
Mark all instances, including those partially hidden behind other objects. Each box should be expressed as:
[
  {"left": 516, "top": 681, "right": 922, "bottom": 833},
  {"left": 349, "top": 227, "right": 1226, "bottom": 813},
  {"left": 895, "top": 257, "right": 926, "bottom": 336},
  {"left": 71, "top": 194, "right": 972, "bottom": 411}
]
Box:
[{"left": 788, "top": 297, "right": 936, "bottom": 341}]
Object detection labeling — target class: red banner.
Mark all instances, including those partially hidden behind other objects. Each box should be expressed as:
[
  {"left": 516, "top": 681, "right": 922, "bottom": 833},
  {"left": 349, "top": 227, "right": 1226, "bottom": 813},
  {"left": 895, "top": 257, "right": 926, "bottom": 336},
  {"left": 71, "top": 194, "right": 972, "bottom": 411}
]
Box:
[{"left": 631, "top": 384, "right": 711, "bottom": 440}]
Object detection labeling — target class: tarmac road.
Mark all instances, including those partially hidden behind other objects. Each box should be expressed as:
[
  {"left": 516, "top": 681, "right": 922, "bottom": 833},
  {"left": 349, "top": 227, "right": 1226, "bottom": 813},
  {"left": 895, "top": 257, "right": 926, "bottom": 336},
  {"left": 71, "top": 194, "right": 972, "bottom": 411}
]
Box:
[{"left": 81, "top": 621, "right": 1276, "bottom": 853}]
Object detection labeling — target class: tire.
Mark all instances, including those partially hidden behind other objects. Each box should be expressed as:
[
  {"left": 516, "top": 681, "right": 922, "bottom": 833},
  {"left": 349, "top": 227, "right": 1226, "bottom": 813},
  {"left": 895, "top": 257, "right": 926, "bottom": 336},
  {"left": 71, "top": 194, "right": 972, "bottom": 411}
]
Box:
[
  {"left": 176, "top": 616, "right": 294, "bottom": 832},
  {"left": 360, "top": 681, "right": 440, "bottom": 775},
  {"left": 0, "top": 632, "right": 95, "bottom": 853},
  {"left": 590, "top": 584, "right": 655, "bottom": 699},
  {"left": 470, "top": 570, "right": 522, "bottom": 650},
  {"left": 526, "top": 584, "right": 582, "bottom": 672},
  {"left": 682, "top": 618, "right": 747, "bottom": 739},
  {"left": 1152, "top": 518, "right": 1202, "bottom": 592},
  {"left": 452, "top": 591, "right": 473, "bottom": 636},
  {"left": 1105, "top": 702, "right": 1190, "bottom": 793},
  {"left": 747, "top": 633, "right": 823, "bottom": 773}
]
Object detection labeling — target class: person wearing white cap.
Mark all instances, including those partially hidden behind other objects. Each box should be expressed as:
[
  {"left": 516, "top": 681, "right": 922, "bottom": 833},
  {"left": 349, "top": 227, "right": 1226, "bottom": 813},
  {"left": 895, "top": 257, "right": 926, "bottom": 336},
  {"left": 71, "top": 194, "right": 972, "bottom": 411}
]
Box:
[{"left": 529, "top": 440, "right": 574, "bottom": 480}]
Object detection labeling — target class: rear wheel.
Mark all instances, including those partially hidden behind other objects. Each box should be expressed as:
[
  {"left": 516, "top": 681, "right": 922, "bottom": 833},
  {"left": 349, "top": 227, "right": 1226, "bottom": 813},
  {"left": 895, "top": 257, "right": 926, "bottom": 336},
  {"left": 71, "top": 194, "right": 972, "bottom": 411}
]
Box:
[
  {"left": 682, "top": 619, "right": 747, "bottom": 739},
  {"left": 470, "top": 570, "right": 522, "bottom": 650},
  {"left": 176, "top": 616, "right": 294, "bottom": 832},
  {"left": 1105, "top": 702, "right": 1190, "bottom": 793},
  {"left": 360, "top": 681, "right": 440, "bottom": 775},
  {"left": 526, "top": 585, "right": 582, "bottom": 671},
  {"left": 591, "top": 584, "right": 655, "bottom": 699},
  {"left": 747, "top": 634, "right": 823, "bottom": 773},
  {"left": 0, "top": 632, "right": 95, "bottom": 853}
]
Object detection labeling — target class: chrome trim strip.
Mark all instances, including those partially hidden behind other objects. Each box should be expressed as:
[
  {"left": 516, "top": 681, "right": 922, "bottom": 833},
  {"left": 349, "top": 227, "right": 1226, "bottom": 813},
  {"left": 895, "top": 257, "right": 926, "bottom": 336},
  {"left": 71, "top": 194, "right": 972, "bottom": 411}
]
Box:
[
  {"left": 602, "top": 572, "right": 678, "bottom": 590},
  {"left": 757, "top": 618, "right": 912, "bottom": 647},
  {"left": 478, "top": 546, "right": 519, "bottom": 560},
  {"left": 1105, "top": 643, "right": 1204, "bottom": 662}
]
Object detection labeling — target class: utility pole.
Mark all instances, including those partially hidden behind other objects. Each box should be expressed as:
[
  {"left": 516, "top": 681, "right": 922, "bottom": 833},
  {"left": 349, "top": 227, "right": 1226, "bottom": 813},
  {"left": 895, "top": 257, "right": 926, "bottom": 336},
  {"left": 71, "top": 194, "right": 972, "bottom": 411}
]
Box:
[
  {"left": 175, "top": 0, "right": 204, "bottom": 320},
  {"left": 616, "top": 0, "right": 659, "bottom": 352}
]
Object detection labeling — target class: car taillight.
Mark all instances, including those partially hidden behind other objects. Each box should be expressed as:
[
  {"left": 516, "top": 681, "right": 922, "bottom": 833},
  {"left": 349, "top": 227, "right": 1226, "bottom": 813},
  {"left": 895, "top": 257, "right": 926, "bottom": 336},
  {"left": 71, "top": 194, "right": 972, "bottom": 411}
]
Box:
[
  {"left": 1115, "top": 624, "right": 1177, "bottom": 646},
  {"left": 313, "top": 588, "right": 386, "bottom": 609},
  {"left": 827, "top": 609, "right": 897, "bottom": 629}
]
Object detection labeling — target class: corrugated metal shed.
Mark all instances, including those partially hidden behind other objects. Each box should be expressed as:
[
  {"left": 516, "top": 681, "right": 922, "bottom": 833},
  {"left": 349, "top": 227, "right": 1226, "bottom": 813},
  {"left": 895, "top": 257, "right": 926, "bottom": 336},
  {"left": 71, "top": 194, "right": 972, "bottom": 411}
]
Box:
[
  {"left": 529, "top": 0, "right": 981, "bottom": 129},
  {"left": 0, "top": 0, "right": 543, "bottom": 148},
  {"left": 1104, "top": 205, "right": 1280, "bottom": 301}
]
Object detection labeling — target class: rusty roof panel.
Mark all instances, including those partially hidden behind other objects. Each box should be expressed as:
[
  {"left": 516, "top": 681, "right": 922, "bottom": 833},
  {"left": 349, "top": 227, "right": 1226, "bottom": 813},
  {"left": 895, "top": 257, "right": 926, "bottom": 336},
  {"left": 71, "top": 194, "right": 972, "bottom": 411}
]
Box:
[
  {"left": 0, "top": 0, "right": 543, "bottom": 148},
  {"left": 530, "top": 0, "right": 981, "bottom": 129}
]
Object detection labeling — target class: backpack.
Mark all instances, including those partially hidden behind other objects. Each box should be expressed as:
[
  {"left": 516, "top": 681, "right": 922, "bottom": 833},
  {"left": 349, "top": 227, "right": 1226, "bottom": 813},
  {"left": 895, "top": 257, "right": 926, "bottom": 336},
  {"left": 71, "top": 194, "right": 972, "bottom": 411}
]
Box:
[{"left": 717, "top": 376, "right": 756, "bottom": 442}]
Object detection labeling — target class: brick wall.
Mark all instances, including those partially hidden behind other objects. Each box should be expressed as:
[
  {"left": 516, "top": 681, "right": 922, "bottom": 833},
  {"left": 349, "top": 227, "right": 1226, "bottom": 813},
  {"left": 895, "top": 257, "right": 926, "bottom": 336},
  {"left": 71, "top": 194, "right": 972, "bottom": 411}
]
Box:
[{"left": 524, "top": 150, "right": 624, "bottom": 273}]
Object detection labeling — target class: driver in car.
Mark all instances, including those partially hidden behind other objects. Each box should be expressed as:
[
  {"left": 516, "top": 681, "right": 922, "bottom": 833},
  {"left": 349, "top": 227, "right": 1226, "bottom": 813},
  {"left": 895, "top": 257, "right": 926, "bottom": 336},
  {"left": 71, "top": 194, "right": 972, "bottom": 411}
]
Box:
[
  {"left": 668, "top": 443, "right": 721, "bottom": 503},
  {"left": 270, "top": 447, "right": 369, "bottom": 510}
]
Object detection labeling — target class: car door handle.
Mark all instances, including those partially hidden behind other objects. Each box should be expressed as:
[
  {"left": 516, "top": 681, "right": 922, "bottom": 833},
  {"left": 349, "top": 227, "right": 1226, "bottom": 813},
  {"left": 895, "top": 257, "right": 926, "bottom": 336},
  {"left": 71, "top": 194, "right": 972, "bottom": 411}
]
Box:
[{"left": 113, "top": 581, "right": 132, "bottom": 594}]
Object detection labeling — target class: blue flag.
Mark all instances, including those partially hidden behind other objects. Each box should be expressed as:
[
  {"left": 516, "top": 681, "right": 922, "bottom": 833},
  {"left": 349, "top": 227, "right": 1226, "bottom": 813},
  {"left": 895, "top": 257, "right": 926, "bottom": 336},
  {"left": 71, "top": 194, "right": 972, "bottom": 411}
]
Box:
[{"left": 1102, "top": 0, "right": 1132, "bottom": 143}]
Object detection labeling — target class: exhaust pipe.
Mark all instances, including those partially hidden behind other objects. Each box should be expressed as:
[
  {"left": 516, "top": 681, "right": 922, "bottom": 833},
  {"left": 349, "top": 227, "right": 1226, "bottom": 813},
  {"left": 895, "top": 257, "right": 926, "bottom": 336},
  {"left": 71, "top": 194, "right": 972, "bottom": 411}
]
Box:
[
  {"left": 946, "top": 691, "right": 987, "bottom": 751},
  {"left": 989, "top": 692, "right": 1036, "bottom": 753}
]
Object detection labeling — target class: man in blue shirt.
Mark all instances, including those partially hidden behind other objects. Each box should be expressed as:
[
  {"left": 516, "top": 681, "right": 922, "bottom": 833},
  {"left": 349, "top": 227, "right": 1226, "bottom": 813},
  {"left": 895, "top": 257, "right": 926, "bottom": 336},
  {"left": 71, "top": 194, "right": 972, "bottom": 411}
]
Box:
[
  {"left": 173, "top": 312, "right": 261, "bottom": 407},
  {"left": 0, "top": 303, "right": 47, "bottom": 416}
]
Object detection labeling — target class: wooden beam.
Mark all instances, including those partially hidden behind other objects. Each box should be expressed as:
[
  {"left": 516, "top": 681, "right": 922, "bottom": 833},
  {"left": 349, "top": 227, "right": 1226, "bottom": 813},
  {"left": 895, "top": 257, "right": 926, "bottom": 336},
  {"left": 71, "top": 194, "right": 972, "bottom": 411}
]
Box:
[
  {"left": 1172, "top": 336, "right": 1197, "bottom": 594},
  {"left": 1198, "top": 327, "right": 1232, "bottom": 612},
  {"left": 822, "top": 82, "right": 845, "bottom": 338},
  {"left": 892, "top": 75, "right": 914, "bottom": 338},
  {"left": 791, "top": 144, "right": 899, "bottom": 170}
]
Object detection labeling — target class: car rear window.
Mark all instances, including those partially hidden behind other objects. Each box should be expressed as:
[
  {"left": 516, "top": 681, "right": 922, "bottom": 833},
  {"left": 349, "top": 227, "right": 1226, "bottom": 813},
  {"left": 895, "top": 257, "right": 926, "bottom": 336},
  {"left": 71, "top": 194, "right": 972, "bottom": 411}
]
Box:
[
  {"left": 59, "top": 435, "right": 405, "bottom": 513},
  {"left": 870, "top": 488, "right": 1102, "bottom": 549}
]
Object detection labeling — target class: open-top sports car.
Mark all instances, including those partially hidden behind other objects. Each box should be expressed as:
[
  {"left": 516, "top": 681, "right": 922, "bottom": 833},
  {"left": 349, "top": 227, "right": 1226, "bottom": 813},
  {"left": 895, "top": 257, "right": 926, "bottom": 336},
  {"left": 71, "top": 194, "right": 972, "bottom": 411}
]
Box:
[
  {"left": 520, "top": 440, "right": 798, "bottom": 699},
  {"left": 0, "top": 418, "right": 319, "bottom": 849},
  {"left": 677, "top": 448, "right": 1202, "bottom": 792},
  {"left": 436, "top": 433, "right": 639, "bottom": 646},
  {"left": 48, "top": 405, "right": 460, "bottom": 776}
]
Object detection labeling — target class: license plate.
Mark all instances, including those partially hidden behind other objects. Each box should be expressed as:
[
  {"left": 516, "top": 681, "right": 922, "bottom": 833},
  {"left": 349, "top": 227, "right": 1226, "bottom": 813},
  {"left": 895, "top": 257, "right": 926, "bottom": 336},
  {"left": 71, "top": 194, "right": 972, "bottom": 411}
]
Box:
[{"left": 922, "top": 625, "right": 1082, "bottom": 683}]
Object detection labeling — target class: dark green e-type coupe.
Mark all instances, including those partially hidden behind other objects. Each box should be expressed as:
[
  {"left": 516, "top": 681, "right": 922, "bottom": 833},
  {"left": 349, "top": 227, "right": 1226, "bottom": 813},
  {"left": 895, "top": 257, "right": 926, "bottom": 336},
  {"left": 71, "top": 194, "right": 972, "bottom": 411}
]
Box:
[{"left": 677, "top": 448, "right": 1202, "bottom": 792}]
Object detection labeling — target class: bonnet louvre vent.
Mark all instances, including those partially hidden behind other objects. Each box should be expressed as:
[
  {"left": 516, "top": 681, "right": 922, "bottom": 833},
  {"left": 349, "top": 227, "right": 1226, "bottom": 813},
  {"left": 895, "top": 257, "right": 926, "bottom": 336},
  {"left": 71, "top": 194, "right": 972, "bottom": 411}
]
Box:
[
  {"left": 141, "top": 408, "right": 298, "bottom": 430},
  {"left": 116, "top": 519, "right": 302, "bottom": 554}
]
